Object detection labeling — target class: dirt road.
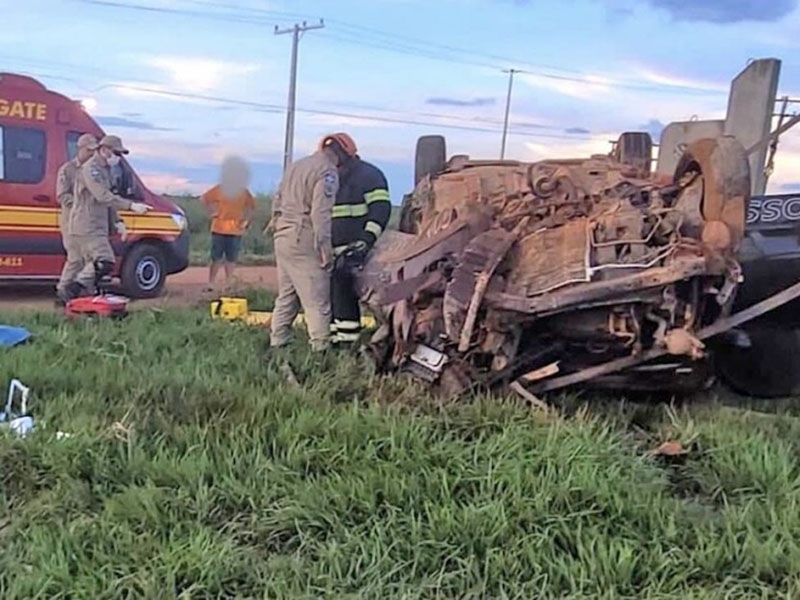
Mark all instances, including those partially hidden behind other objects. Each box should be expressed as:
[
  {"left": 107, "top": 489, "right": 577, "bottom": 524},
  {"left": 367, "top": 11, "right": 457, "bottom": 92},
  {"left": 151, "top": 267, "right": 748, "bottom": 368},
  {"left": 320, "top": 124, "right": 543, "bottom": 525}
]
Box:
[{"left": 0, "top": 266, "right": 278, "bottom": 313}]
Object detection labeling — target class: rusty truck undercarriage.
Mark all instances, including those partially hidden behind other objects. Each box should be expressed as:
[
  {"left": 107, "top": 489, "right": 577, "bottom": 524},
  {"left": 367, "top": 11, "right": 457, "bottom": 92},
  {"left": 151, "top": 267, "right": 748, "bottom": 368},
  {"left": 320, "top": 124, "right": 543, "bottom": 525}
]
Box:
[{"left": 355, "top": 135, "right": 758, "bottom": 398}]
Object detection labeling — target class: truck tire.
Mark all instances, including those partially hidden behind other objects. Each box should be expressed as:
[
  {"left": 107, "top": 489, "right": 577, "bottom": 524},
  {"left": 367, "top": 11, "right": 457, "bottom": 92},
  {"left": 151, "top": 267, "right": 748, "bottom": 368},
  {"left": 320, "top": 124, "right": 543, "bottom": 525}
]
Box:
[
  {"left": 615, "top": 132, "right": 653, "bottom": 174},
  {"left": 121, "top": 243, "right": 166, "bottom": 299},
  {"left": 674, "top": 136, "right": 749, "bottom": 251},
  {"left": 715, "top": 325, "right": 800, "bottom": 398},
  {"left": 415, "top": 135, "right": 446, "bottom": 186}
]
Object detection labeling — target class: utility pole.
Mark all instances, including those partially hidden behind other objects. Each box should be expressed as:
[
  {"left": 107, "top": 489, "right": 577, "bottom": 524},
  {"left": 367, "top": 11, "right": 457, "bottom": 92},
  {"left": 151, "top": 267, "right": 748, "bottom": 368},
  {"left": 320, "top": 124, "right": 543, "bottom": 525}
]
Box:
[
  {"left": 500, "top": 68, "right": 519, "bottom": 160},
  {"left": 275, "top": 19, "right": 324, "bottom": 172}
]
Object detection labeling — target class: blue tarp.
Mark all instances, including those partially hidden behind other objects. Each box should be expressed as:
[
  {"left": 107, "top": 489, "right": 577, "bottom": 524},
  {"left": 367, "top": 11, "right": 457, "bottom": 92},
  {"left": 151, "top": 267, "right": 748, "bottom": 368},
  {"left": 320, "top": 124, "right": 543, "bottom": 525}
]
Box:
[{"left": 0, "top": 326, "right": 32, "bottom": 348}]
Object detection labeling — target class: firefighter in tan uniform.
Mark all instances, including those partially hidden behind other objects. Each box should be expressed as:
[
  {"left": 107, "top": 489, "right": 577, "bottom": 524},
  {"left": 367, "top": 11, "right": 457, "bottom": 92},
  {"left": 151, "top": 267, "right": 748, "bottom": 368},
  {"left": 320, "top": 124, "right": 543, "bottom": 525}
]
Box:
[
  {"left": 55, "top": 134, "right": 129, "bottom": 303},
  {"left": 56, "top": 133, "right": 97, "bottom": 304},
  {"left": 70, "top": 135, "right": 150, "bottom": 296},
  {"left": 269, "top": 143, "right": 343, "bottom": 351}
]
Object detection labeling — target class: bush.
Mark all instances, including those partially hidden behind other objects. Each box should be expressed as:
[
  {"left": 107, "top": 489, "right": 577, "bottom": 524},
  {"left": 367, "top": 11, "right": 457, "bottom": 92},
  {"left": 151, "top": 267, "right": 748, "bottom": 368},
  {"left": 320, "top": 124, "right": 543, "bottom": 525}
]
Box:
[{"left": 171, "top": 193, "right": 401, "bottom": 267}]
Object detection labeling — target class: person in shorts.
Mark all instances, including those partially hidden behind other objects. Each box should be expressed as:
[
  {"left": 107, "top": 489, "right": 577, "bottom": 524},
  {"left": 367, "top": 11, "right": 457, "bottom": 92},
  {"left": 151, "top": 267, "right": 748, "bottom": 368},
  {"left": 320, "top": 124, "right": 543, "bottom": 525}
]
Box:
[{"left": 202, "top": 156, "right": 255, "bottom": 289}]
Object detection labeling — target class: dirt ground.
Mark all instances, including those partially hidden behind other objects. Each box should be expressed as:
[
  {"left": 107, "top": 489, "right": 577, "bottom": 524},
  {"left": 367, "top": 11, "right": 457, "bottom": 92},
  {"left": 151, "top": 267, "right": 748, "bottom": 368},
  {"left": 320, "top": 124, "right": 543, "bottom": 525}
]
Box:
[{"left": 0, "top": 266, "right": 278, "bottom": 313}]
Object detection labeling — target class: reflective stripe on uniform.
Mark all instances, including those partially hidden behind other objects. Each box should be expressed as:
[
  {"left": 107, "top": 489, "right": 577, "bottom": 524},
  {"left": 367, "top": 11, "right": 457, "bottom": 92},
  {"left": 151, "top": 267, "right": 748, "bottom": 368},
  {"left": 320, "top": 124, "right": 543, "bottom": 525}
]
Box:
[
  {"left": 365, "top": 221, "right": 383, "bottom": 238},
  {"left": 334, "top": 319, "right": 361, "bottom": 331},
  {"left": 364, "top": 189, "right": 390, "bottom": 204},
  {"left": 332, "top": 203, "right": 369, "bottom": 218},
  {"left": 333, "top": 331, "right": 361, "bottom": 343}
]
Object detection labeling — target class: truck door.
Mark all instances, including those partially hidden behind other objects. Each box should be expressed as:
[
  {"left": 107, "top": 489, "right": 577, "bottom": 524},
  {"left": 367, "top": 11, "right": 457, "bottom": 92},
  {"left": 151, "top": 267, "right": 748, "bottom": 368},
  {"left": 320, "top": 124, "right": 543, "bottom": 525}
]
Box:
[{"left": 0, "top": 123, "right": 59, "bottom": 278}]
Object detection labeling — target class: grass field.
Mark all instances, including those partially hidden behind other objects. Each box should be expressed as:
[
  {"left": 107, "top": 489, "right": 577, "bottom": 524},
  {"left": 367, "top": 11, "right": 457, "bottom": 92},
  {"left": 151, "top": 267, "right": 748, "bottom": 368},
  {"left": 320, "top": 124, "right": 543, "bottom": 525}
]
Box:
[
  {"left": 173, "top": 195, "right": 402, "bottom": 267},
  {"left": 2, "top": 301, "right": 800, "bottom": 598}
]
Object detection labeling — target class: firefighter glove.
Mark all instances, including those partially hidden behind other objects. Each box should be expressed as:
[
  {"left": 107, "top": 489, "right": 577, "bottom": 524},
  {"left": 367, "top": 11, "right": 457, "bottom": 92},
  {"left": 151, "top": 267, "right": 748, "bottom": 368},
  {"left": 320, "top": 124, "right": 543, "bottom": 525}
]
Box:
[
  {"left": 334, "top": 240, "right": 369, "bottom": 272},
  {"left": 130, "top": 202, "right": 151, "bottom": 215}
]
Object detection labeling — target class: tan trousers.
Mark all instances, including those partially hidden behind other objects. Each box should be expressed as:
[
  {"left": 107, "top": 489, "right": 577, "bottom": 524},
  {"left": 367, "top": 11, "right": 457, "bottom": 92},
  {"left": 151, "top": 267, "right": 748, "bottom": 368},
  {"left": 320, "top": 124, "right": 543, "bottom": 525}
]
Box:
[
  {"left": 73, "top": 235, "right": 115, "bottom": 292},
  {"left": 270, "top": 225, "right": 332, "bottom": 351},
  {"left": 57, "top": 234, "right": 85, "bottom": 293}
]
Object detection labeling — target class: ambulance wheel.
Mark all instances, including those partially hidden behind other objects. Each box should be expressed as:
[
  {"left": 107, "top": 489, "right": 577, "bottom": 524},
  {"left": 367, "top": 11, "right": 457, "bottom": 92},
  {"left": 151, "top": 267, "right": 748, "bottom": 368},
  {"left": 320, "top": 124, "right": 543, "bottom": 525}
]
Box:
[
  {"left": 415, "top": 135, "right": 446, "bottom": 185},
  {"left": 121, "top": 243, "right": 166, "bottom": 299}
]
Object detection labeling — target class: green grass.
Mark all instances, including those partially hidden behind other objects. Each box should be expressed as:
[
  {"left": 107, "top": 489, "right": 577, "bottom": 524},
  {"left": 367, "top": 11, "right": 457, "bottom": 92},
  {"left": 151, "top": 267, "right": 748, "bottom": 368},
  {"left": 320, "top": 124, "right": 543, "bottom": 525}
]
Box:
[
  {"left": 172, "top": 194, "right": 402, "bottom": 267},
  {"left": 2, "top": 305, "right": 800, "bottom": 598}
]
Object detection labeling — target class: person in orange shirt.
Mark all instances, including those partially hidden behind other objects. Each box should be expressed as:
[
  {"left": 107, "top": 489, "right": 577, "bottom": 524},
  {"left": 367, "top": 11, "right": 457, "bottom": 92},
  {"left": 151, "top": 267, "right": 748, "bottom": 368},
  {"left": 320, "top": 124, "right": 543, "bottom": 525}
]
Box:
[{"left": 202, "top": 155, "right": 255, "bottom": 288}]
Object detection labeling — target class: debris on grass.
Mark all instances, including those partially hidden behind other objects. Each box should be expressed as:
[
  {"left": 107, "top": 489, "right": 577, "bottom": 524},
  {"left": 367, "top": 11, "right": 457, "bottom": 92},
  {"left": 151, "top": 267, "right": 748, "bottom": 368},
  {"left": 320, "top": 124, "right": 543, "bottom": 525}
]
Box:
[
  {"left": 2, "top": 309, "right": 800, "bottom": 597},
  {"left": 652, "top": 440, "right": 689, "bottom": 457},
  {"left": 0, "top": 378, "right": 33, "bottom": 438},
  {"left": 509, "top": 381, "right": 550, "bottom": 412},
  {"left": 0, "top": 325, "right": 32, "bottom": 348}
]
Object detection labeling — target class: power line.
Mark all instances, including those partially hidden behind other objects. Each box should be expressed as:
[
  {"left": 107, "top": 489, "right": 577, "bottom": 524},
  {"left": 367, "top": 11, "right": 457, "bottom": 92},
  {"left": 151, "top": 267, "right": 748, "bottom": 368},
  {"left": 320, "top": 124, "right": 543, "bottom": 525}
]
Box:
[
  {"left": 329, "top": 19, "right": 584, "bottom": 75},
  {"left": 7, "top": 53, "right": 593, "bottom": 139},
  {"left": 315, "top": 31, "right": 721, "bottom": 96},
  {"left": 105, "top": 80, "right": 592, "bottom": 136},
  {"left": 315, "top": 19, "right": 726, "bottom": 96},
  {"left": 72, "top": 0, "right": 725, "bottom": 97},
  {"left": 83, "top": 82, "right": 593, "bottom": 139},
  {"left": 74, "top": 0, "right": 285, "bottom": 25}
]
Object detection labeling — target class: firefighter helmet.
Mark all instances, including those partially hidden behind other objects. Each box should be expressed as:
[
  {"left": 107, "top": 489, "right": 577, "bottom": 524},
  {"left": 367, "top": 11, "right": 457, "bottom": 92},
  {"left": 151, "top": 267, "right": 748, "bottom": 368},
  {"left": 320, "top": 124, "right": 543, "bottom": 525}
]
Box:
[{"left": 319, "top": 132, "right": 358, "bottom": 158}]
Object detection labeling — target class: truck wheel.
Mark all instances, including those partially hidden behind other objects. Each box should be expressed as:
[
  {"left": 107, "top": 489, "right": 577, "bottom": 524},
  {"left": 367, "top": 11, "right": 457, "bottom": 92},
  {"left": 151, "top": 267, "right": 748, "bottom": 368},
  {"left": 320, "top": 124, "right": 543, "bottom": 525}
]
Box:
[
  {"left": 674, "top": 136, "right": 749, "bottom": 250},
  {"left": 715, "top": 325, "right": 800, "bottom": 398},
  {"left": 415, "top": 135, "right": 446, "bottom": 186},
  {"left": 121, "top": 243, "right": 166, "bottom": 299},
  {"left": 615, "top": 132, "right": 653, "bottom": 174}
]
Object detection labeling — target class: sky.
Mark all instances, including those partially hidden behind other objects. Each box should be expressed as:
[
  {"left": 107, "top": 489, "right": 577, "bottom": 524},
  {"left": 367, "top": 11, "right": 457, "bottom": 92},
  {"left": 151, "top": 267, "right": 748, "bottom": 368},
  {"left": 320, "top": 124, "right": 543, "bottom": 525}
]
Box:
[{"left": 4, "top": 0, "right": 800, "bottom": 201}]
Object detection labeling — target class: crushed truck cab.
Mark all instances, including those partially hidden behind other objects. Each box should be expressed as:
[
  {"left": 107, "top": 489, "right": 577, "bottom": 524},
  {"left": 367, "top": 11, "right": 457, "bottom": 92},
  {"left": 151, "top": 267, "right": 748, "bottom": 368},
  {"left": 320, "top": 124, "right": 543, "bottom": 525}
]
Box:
[
  {"left": 0, "top": 73, "right": 189, "bottom": 298},
  {"left": 357, "top": 133, "right": 800, "bottom": 399}
]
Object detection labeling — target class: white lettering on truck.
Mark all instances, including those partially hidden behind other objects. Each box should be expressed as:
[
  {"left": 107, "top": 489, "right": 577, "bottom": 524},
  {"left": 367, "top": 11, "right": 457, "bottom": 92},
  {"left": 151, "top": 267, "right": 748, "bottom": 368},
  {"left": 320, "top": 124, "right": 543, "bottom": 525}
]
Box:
[{"left": 747, "top": 197, "right": 800, "bottom": 225}]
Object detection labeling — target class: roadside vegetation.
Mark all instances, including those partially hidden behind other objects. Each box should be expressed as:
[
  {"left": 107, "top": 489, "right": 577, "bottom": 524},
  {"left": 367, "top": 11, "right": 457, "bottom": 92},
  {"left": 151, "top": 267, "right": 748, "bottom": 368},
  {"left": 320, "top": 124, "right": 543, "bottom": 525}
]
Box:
[
  {"left": 2, "top": 300, "right": 800, "bottom": 598},
  {"left": 173, "top": 194, "right": 402, "bottom": 267},
  {"left": 172, "top": 194, "right": 275, "bottom": 267}
]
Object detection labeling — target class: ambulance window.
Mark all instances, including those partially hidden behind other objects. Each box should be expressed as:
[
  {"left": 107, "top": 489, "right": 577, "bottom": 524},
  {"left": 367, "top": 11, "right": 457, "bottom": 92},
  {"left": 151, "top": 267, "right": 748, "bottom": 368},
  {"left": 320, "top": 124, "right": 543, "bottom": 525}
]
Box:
[
  {"left": 0, "top": 126, "right": 46, "bottom": 184},
  {"left": 66, "top": 131, "right": 81, "bottom": 160}
]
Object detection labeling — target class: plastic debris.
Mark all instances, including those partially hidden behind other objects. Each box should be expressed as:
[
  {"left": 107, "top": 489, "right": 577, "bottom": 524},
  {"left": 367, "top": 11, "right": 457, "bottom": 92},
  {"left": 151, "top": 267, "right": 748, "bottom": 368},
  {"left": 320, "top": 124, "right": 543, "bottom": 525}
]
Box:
[
  {"left": 0, "top": 379, "right": 33, "bottom": 437},
  {"left": 0, "top": 326, "right": 32, "bottom": 348}
]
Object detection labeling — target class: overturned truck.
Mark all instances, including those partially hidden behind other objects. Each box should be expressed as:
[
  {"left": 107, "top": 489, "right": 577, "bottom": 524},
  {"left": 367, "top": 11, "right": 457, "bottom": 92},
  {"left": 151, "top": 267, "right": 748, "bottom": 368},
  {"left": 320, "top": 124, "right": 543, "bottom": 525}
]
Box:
[{"left": 355, "top": 133, "right": 794, "bottom": 398}]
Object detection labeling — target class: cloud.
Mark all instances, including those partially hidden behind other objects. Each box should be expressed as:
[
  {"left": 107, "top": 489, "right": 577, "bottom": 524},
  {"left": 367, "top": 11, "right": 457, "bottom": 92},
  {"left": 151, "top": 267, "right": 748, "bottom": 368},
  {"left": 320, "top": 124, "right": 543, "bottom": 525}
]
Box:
[
  {"left": 522, "top": 134, "right": 613, "bottom": 162},
  {"left": 565, "top": 127, "right": 591, "bottom": 134},
  {"left": 766, "top": 135, "right": 800, "bottom": 194},
  {"left": 143, "top": 56, "right": 260, "bottom": 92},
  {"left": 511, "top": 0, "right": 797, "bottom": 24},
  {"left": 643, "top": 0, "right": 797, "bottom": 23},
  {"left": 518, "top": 72, "right": 615, "bottom": 100},
  {"left": 304, "top": 113, "right": 399, "bottom": 129},
  {"left": 109, "top": 82, "right": 234, "bottom": 107},
  {"left": 138, "top": 172, "right": 206, "bottom": 195},
  {"left": 637, "top": 119, "right": 665, "bottom": 139},
  {"left": 426, "top": 97, "right": 497, "bottom": 107},
  {"left": 96, "top": 115, "right": 175, "bottom": 131},
  {"left": 631, "top": 65, "right": 728, "bottom": 94}
]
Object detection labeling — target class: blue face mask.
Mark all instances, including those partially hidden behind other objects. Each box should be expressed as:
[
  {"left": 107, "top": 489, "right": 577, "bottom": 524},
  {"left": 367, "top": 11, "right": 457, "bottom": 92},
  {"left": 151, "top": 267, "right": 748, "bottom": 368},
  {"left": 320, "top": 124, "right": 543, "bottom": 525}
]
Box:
[{"left": 106, "top": 154, "right": 121, "bottom": 167}]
